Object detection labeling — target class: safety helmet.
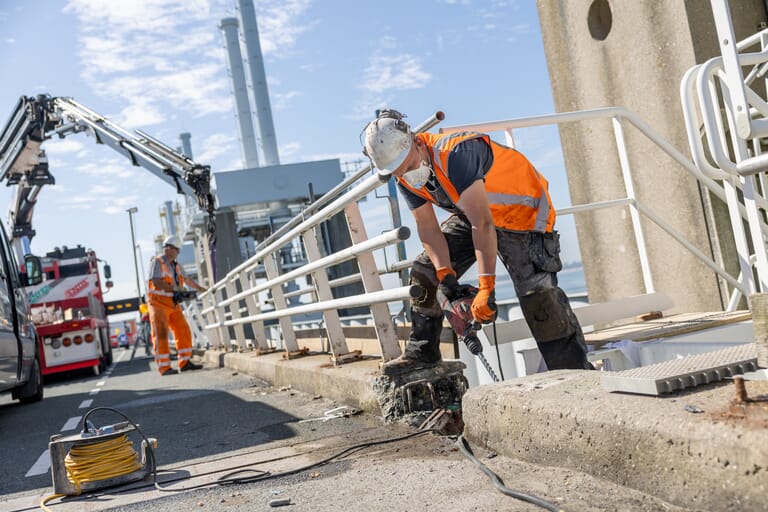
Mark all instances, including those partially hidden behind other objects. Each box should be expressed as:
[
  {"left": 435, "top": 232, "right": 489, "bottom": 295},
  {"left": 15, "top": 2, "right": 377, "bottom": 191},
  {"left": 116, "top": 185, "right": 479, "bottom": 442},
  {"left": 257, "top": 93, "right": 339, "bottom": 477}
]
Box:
[
  {"left": 163, "top": 235, "right": 182, "bottom": 250},
  {"left": 362, "top": 109, "right": 412, "bottom": 173}
]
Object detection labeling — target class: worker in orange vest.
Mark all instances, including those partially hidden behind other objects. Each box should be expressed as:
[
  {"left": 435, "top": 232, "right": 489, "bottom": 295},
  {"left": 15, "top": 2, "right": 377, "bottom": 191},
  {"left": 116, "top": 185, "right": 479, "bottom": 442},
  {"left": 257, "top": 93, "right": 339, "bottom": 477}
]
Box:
[
  {"left": 147, "top": 235, "right": 207, "bottom": 375},
  {"left": 363, "top": 109, "right": 592, "bottom": 376}
]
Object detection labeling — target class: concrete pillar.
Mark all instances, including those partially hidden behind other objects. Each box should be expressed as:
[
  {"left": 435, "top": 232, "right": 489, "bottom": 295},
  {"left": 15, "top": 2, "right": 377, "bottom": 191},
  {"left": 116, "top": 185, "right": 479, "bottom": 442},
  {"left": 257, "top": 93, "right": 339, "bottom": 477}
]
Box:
[
  {"left": 211, "top": 209, "right": 243, "bottom": 281},
  {"left": 536, "top": 0, "right": 767, "bottom": 313}
]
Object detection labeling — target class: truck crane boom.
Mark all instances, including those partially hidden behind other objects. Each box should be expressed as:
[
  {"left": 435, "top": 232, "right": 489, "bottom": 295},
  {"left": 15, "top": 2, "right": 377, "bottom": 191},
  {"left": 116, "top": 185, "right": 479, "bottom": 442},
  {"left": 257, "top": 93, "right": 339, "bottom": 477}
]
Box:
[{"left": 0, "top": 94, "right": 216, "bottom": 254}]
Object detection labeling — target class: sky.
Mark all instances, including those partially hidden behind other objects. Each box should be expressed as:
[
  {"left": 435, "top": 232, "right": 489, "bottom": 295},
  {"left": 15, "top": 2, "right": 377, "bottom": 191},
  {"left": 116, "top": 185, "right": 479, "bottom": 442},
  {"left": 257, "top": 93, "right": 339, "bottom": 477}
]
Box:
[{"left": 0, "top": 0, "right": 581, "bottom": 323}]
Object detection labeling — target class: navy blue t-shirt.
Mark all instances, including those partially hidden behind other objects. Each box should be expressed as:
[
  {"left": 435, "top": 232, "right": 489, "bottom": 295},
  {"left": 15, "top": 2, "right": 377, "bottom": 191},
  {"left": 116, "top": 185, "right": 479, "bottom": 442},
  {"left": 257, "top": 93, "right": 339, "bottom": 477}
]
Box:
[{"left": 397, "top": 137, "right": 493, "bottom": 212}]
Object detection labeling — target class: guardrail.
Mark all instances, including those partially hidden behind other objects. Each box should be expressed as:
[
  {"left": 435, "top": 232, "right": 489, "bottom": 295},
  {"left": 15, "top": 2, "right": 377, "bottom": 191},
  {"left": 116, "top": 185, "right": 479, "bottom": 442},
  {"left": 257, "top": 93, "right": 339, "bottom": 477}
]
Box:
[
  {"left": 190, "top": 100, "right": 754, "bottom": 364},
  {"left": 194, "top": 112, "right": 444, "bottom": 364},
  {"left": 440, "top": 106, "right": 749, "bottom": 309}
]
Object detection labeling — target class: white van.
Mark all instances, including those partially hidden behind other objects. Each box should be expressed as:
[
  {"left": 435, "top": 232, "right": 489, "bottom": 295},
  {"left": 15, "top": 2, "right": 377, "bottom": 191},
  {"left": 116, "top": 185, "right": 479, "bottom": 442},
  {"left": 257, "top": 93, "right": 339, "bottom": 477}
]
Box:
[{"left": 0, "top": 222, "right": 44, "bottom": 404}]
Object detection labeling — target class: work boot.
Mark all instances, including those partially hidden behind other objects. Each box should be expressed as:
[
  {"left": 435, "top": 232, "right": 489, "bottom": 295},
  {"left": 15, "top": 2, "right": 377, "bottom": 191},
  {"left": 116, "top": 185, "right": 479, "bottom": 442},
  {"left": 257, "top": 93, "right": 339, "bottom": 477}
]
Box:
[
  {"left": 160, "top": 368, "right": 178, "bottom": 376},
  {"left": 179, "top": 361, "right": 203, "bottom": 372},
  {"left": 538, "top": 339, "right": 595, "bottom": 370},
  {"left": 382, "top": 313, "right": 443, "bottom": 376}
]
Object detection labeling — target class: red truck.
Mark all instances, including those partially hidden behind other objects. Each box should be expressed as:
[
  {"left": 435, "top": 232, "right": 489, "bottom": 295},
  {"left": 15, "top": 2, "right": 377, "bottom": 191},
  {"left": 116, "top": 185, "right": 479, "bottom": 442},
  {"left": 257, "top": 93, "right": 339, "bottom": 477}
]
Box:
[{"left": 25, "top": 246, "right": 113, "bottom": 376}]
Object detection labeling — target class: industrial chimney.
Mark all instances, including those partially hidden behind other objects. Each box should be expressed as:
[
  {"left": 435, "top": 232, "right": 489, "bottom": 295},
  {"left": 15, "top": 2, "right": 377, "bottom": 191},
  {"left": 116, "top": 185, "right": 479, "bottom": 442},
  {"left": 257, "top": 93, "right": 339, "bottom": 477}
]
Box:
[
  {"left": 218, "top": 17, "right": 261, "bottom": 169},
  {"left": 236, "top": 0, "right": 280, "bottom": 167}
]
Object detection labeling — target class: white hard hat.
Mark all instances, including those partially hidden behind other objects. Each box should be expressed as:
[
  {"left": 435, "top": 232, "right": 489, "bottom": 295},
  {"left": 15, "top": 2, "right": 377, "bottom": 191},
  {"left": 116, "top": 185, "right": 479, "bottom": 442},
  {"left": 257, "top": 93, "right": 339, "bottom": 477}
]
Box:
[
  {"left": 362, "top": 109, "right": 412, "bottom": 173},
  {"left": 163, "top": 235, "right": 182, "bottom": 250}
]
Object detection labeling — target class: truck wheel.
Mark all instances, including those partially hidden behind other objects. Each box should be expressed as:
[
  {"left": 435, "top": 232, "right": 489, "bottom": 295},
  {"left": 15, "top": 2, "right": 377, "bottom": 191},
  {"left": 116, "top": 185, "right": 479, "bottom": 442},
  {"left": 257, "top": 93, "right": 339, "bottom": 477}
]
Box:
[
  {"left": 104, "top": 334, "right": 113, "bottom": 366},
  {"left": 17, "top": 357, "right": 44, "bottom": 404}
]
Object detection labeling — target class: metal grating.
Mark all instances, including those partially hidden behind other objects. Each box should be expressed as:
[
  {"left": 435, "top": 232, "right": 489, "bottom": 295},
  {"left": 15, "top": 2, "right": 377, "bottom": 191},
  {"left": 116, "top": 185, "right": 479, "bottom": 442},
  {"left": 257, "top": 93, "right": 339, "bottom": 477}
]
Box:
[{"left": 601, "top": 344, "right": 758, "bottom": 395}]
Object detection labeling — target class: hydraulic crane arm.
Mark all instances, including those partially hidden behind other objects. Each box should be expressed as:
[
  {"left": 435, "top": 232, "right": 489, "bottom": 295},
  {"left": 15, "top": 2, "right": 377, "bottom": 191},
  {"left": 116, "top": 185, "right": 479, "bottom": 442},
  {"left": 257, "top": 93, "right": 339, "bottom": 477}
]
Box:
[{"left": 0, "top": 94, "right": 216, "bottom": 250}]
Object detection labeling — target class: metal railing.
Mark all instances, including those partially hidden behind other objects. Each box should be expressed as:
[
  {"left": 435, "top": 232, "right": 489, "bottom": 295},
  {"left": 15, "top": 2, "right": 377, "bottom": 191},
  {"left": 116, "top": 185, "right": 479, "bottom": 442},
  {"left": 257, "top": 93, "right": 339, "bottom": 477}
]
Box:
[
  {"left": 194, "top": 112, "right": 445, "bottom": 363},
  {"left": 190, "top": 102, "right": 750, "bottom": 368},
  {"left": 681, "top": 8, "right": 768, "bottom": 296},
  {"left": 440, "top": 106, "right": 749, "bottom": 308}
]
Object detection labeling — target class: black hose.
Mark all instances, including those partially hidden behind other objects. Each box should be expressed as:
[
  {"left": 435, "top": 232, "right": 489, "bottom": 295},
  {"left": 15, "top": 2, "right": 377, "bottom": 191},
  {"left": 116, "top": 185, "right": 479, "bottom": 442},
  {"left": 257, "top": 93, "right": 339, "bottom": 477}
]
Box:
[
  {"left": 491, "top": 320, "right": 505, "bottom": 381},
  {"left": 456, "top": 434, "right": 564, "bottom": 512}
]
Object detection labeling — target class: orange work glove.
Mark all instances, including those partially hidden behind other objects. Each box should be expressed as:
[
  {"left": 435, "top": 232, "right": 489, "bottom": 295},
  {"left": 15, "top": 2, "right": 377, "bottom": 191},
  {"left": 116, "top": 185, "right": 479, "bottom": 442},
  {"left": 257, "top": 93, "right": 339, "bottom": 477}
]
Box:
[
  {"left": 436, "top": 266, "right": 459, "bottom": 301},
  {"left": 471, "top": 275, "right": 497, "bottom": 323},
  {"left": 435, "top": 266, "right": 455, "bottom": 282}
]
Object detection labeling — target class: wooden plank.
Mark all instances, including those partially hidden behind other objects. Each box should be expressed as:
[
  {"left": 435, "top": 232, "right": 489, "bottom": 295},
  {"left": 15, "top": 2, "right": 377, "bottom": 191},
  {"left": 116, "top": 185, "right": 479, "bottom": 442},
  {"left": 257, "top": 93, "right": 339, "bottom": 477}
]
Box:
[
  {"left": 585, "top": 310, "right": 752, "bottom": 346},
  {"left": 480, "top": 292, "right": 675, "bottom": 345}
]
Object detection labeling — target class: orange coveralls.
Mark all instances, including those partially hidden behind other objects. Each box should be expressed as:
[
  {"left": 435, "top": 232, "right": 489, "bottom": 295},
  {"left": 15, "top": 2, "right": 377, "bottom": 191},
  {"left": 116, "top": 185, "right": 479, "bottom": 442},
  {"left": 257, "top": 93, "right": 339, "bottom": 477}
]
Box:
[{"left": 147, "top": 256, "right": 193, "bottom": 374}]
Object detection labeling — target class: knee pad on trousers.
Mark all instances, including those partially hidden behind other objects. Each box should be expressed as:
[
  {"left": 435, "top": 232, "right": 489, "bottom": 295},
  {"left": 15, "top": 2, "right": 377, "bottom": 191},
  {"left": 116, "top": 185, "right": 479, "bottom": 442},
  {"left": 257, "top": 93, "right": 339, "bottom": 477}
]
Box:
[
  {"left": 408, "top": 259, "right": 442, "bottom": 317},
  {"left": 519, "top": 288, "right": 577, "bottom": 343}
]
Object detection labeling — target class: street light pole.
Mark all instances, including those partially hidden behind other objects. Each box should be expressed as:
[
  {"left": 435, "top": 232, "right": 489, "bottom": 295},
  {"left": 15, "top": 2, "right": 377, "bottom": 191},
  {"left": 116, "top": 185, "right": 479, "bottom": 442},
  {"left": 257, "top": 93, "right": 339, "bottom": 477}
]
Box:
[
  {"left": 126, "top": 207, "right": 143, "bottom": 302},
  {"left": 136, "top": 243, "right": 146, "bottom": 286}
]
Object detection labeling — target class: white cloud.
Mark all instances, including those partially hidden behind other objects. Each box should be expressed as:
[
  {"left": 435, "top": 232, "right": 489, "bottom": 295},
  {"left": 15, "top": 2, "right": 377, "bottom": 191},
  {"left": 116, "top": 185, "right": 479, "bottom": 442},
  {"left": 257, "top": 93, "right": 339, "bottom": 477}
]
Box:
[
  {"left": 253, "top": 0, "right": 314, "bottom": 57},
  {"left": 61, "top": 0, "right": 312, "bottom": 131},
  {"left": 360, "top": 53, "right": 431, "bottom": 94},
  {"left": 272, "top": 90, "right": 300, "bottom": 111},
  {"left": 64, "top": 0, "right": 233, "bottom": 127},
  {"left": 74, "top": 158, "right": 135, "bottom": 179},
  {"left": 194, "top": 132, "right": 238, "bottom": 166},
  {"left": 45, "top": 139, "right": 86, "bottom": 154},
  {"left": 279, "top": 141, "right": 302, "bottom": 159},
  {"left": 5, "top": 38, "right": 15, "bottom": 44}
]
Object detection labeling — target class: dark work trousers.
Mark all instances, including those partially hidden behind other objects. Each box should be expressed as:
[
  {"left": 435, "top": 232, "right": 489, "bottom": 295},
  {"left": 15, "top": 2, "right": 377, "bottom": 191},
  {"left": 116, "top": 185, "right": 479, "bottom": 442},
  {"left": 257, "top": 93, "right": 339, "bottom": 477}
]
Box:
[{"left": 409, "top": 213, "right": 591, "bottom": 370}]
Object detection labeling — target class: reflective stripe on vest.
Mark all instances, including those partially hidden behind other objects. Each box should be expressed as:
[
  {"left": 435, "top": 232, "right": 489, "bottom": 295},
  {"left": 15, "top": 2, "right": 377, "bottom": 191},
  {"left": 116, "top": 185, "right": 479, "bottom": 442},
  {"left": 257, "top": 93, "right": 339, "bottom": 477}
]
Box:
[
  {"left": 147, "top": 256, "right": 185, "bottom": 299},
  {"left": 399, "top": 132, "right": 556, "bottom": 232}
]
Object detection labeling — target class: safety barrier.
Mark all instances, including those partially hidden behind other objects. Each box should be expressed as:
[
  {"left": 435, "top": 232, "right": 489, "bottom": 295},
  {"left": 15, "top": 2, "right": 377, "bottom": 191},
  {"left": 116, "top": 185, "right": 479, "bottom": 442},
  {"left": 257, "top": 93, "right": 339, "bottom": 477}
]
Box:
[
  {"left": 190, "top": 1, "right": 768, "bottom": 364},
  {"left": 191, "top": 98, "right": 759, "bottom": 362},
  {"left": 190, "top": 102, "right": 749, "bottom": 370},
  {"left": 195, "top": 112, "right": 445, "bottom": 363},
  {"left": 440, "top": 106, "right": 750, "bottom": 310}
]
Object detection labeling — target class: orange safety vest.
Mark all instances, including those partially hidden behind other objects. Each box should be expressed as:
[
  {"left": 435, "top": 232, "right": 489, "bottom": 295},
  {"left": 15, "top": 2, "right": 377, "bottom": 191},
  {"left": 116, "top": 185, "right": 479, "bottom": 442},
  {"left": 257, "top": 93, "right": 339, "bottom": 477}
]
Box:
[
  {"left": 147, "top": 256, "right": 185, "bottom": 305},
  {"left": 399, "top": 132, "right": 556, "bottom": 233}
]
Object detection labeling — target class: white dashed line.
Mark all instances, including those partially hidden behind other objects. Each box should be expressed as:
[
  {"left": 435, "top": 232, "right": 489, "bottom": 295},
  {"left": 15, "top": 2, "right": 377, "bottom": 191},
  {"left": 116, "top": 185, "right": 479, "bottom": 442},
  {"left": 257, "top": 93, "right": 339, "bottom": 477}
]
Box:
[
  {"left": 24, "top": 449, "right": 50, "bottom": 477},
  {"left": 60, "top": 416, "right": 82, "bottom": 432},
  {"left": 26, "top": 357, "right": 121, "bottom": 478}
]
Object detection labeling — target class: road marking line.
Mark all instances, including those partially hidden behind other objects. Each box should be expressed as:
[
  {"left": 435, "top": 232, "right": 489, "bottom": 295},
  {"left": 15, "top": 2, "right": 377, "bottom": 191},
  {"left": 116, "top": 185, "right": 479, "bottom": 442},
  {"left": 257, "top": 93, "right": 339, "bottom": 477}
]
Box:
[
  {"left": 26, "top": 347, "right": 127, "bottom": 479},
  {"left": 61, "top": 416, "right": 82, "bottom": 432},
  {"left": 25, "top": 449, "right": 50, "bottom": 477}
]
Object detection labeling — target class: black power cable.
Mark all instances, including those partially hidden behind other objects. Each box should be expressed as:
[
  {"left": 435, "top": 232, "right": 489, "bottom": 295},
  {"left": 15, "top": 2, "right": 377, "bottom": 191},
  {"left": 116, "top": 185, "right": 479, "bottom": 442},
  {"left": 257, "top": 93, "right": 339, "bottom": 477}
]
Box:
[
  {"left": 456, "top": 434, "right": 563, "bottom": 512},
  {"left": 35, "top": 408, "right": 565, "bottom": 512}
]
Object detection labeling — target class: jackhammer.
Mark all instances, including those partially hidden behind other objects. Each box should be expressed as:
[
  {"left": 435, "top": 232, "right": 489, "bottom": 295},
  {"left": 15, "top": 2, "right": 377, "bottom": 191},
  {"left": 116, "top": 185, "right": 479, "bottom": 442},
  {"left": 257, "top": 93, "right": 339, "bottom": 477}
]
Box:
[
  {"left": 172, "top": 289, "right": 198, "bottom": 305},
  {"left": 437, "top": 285, "right": 501, "bottom": 382}
]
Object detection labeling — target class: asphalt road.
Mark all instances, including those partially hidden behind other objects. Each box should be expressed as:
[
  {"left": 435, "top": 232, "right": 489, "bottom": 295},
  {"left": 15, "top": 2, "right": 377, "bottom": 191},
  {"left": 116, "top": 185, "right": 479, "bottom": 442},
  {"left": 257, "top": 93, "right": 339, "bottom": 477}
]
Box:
[{"left": 0, "top": 349, "right": 702, "bottom": 512}]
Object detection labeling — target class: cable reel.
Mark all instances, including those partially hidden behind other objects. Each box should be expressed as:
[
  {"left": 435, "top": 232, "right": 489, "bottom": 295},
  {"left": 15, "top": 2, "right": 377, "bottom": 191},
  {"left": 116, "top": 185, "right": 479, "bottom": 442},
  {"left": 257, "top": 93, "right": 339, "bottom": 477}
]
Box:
[{"left": 48, "top": 416, "right": 156, "bottom": 496}]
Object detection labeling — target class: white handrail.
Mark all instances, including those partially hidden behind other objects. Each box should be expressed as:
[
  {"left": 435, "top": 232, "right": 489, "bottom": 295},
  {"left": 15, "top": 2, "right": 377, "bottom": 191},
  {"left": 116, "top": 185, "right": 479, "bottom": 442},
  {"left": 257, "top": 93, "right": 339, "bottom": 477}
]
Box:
[{"left": 441, "top": 106, "right": 747, "bottom": 306}]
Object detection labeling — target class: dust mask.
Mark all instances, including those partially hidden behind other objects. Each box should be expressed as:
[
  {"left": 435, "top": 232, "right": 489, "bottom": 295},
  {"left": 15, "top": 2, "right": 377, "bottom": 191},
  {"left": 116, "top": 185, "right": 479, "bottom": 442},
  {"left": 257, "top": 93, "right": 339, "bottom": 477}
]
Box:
[{"left": 402, "top": 161, "right": 431, "bottom": 188}]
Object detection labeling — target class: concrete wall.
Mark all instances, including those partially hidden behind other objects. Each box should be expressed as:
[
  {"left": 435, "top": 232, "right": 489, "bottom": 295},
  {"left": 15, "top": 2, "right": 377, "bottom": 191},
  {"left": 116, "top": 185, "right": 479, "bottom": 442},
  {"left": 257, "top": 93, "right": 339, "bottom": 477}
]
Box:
[{"left": 536, "top": 0, "right": 766, "bottom": 313}]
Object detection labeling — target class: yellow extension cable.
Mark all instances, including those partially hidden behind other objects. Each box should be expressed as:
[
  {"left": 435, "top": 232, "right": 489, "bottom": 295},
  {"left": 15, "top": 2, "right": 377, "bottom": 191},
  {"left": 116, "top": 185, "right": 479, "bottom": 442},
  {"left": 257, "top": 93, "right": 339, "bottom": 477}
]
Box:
[{"left": 40, "top": 434, "right": 143, "bottom": 511}]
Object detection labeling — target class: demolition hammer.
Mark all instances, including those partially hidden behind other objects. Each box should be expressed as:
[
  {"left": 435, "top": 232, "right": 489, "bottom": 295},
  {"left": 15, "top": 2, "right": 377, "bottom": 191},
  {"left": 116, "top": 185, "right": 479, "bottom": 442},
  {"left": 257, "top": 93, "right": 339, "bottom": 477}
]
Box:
[
  {"left": 173, "top": 289, "right": 198, "bottom": 305},
  {"left": 438, "top": 285, "right": 501, "bottom": 382}
]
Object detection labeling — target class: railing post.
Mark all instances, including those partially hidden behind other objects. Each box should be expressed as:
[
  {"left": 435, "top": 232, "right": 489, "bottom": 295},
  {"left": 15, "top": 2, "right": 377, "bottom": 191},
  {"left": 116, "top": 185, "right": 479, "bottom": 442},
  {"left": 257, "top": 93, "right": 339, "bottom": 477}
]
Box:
[
  {"left": 183, "top": 299, "right": 208, "bottom": 348},
  {"left": 225, "top": 277, "right": 247, "bottom": 351},
  {"left": 301, "top": 228, "right": 350, "bottom": 359},
  {"left": 240, "top": 268, "right": 269, "bottom": 351},
  {"left": 344, "top": 202, "right": 402, "bottom": 361},
  {"left": 612, "top": 115, "right": 655, "bottom": 293},
  {"left": 209, "top": 288, "right": 228, "bottom": 349},
  {"left": 263, "top": 251, "right": 299, "bottom": 352}
]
